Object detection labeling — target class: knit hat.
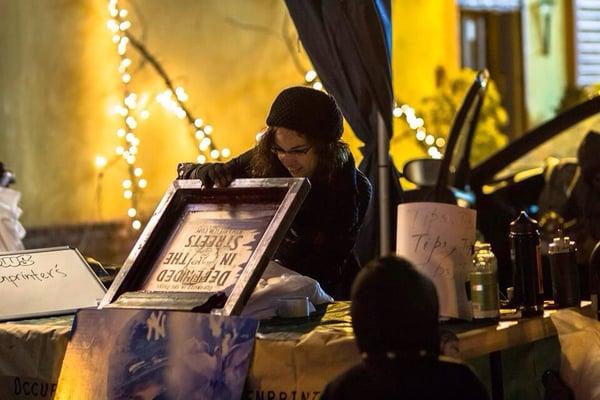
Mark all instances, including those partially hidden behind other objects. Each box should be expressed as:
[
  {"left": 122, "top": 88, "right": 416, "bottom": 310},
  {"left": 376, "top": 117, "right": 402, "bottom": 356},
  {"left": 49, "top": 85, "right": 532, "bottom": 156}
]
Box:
[
  {"left": 266, "top": 86, "right": 343, "bottom": 142},
  {"left": 578, "top": 130, "right": 600, "bottom": 185},
  {"left": 351, "top": 256, "right": 440, "bottom": 358}
]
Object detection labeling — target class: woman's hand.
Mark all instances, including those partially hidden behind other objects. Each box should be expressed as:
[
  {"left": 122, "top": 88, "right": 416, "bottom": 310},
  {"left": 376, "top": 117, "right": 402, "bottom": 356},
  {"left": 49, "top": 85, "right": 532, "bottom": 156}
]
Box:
[{"left": 177, "top": 162, "right": 233, "bottom": 188}]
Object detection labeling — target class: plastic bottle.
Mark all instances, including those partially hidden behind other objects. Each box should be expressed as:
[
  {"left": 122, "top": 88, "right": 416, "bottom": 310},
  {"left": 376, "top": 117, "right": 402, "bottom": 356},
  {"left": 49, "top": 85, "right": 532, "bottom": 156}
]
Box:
[{"left": 470, "top": 242, "right": 500, "bottom": 320}]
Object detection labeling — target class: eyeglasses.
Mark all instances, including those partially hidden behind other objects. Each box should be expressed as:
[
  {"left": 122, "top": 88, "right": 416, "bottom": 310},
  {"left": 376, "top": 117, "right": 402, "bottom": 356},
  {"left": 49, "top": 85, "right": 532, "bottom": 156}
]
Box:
[{"left": 270, "top": 145, "right": 312, "bottom": 156}]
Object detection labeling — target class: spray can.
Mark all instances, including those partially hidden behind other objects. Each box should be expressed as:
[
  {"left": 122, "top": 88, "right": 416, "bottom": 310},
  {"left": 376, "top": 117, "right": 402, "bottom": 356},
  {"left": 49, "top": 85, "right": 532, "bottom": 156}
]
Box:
[
  {"left": 470, "top": 243, "right": 500, "bottom": 320},
  {"left": 548, "top": 236, "right": 580, "bottom": 308},
  {"left": 509, "top": 211, "right": 544, "bottom": 317}
]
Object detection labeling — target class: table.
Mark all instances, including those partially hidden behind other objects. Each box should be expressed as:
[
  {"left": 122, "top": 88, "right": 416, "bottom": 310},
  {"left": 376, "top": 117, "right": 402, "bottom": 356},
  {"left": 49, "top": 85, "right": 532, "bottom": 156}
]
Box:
[
  {"left": 451, "top": 303, "right": 594, "bottom": 399},
  {"left": 0, "top": 316, "right": 71, "bottom": 399},
  {"left": 0, "top": 302, "right": 593, "bottom": 400}
]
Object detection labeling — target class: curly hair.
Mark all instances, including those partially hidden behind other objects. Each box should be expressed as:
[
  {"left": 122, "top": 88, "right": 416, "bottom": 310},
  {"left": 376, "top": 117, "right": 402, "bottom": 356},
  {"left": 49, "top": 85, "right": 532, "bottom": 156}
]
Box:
[{"left": 250, "top": 127, "right": 350, "bottom": 184}]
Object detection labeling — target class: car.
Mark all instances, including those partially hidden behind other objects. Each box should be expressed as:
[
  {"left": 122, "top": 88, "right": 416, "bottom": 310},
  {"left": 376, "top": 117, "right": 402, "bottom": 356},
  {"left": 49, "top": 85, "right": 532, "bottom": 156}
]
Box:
[{"left": 401, "top": 69, "right": 600, "bottom": 293}]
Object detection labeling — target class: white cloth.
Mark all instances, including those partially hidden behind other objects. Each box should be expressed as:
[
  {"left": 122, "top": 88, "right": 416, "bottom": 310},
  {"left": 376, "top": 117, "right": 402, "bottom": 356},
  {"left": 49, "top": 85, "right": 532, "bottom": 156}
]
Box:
[
  {"left": 0, "top": 188, "right": 25, "bottom": 252},
  {"left": 242, "top": 261, "right": 334, "bottom": 320},
  {"left": 551, "top": 309, "right": 600, "bottom": 400}
]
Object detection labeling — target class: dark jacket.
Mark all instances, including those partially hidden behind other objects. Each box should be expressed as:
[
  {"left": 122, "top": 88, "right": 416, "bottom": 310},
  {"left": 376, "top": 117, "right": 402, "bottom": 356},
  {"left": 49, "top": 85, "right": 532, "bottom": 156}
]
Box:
[
  {"left": 537, "top": 132, "right": 600, "bottom": 265},
  {"left": 180, "top": 148, "right": 369, "bottom": 298},
  {"left": 321, "top": 357, "right": 489, "bottom": 400}
]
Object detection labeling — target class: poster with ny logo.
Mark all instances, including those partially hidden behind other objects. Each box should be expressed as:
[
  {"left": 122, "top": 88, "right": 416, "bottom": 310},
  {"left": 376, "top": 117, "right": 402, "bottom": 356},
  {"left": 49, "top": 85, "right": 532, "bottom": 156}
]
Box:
[{"left": 55, "top": 308, "right": 259, "bottom": 400}]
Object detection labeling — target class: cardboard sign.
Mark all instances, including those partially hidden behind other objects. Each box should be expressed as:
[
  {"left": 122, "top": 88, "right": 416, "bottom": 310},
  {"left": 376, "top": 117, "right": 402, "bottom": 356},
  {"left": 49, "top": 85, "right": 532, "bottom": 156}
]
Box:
[
  {"left": 0, "top": 247, "right": 106, "bottom": 321},
  {"left": 396, "top": 202, "right": 476, "bottom": 320},
  {"left": 55, "top": 308, "right": 258, "bottom": 400}
]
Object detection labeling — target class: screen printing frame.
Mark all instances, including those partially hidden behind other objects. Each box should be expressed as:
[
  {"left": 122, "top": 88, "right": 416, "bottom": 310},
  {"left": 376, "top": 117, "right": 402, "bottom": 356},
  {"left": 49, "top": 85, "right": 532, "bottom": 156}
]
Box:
[{"left": 99, "top": 178, "right": 310, "bottom": 316}]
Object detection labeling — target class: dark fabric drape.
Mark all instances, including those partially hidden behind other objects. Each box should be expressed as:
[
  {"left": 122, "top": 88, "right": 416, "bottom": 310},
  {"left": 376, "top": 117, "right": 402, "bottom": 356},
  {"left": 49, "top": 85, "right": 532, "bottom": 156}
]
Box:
[
  {"left": 374, "top": 0, "right": 392, "bottom": 58},
  {"left": 284, "top": 0, "right": 403, "bottom": 265}
]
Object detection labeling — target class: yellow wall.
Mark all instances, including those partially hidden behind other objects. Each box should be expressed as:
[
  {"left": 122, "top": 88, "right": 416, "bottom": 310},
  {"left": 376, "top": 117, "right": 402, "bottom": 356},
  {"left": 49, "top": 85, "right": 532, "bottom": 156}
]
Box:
[
  {"left": 392, "top": 0, "right": 460, "bottom": 104},
  {"left": 0, "top": 0, "right": 327, "bottom": 226},
  {"left": 0, "top": 0, "right": 570, "bottom": 227},
  {"left": 391, "top": 0, "right": 460, "bottom": 168},
  {"left": 522, "top": 0, "right": 569, "bottom": 126}
]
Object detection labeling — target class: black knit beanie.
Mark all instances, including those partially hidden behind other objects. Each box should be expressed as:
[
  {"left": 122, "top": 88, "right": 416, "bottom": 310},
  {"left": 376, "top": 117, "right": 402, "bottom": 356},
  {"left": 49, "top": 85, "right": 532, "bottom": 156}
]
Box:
[
  {"left": 578, "top": 130, "right": 600, "bottom": 185},
  {"left": 351, "top": 256, "right": 440, "bottom": 358},
  {"left": 266, "top": 86, "right": 343, "bottom": 142}
]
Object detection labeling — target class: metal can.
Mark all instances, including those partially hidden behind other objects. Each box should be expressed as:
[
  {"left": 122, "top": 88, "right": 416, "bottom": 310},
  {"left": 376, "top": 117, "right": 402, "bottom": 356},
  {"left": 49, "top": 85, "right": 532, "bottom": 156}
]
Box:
[
  {"left": 548, "top": 236, "right": 580, "bottom": 308},
  {"left": 509, "top": 211, "right": 544, "bottom": 317}
]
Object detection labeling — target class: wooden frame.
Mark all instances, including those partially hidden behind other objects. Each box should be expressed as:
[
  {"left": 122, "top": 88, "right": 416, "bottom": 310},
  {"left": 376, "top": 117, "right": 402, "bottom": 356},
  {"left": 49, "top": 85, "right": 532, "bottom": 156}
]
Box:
[{"left": 99, "top": 178, "right": 310, "bottom": 316}]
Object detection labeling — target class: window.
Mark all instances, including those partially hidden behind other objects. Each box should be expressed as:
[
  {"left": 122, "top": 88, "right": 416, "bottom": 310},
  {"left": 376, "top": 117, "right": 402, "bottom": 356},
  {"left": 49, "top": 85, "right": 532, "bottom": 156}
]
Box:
[
  {"left": 459, "top": 4, "right": 526, "bottom": 137},
  {"left": 574, "top": 0, "right": 600, "bottom": 86}
]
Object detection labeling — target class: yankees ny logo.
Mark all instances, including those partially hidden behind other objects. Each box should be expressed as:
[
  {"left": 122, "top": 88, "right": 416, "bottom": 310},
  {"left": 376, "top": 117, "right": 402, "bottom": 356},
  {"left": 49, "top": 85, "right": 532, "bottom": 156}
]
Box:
[{"left": 146, "top": 311, "right": 167, "bottom": 341}]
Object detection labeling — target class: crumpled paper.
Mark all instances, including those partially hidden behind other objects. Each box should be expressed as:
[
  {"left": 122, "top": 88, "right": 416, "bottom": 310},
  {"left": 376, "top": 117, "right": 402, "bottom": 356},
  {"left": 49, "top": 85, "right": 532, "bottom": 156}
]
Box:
[
  {"left": 242, "top": 261, "right": 334, "bottom": 319},
  {"left": 0, "top": 187, "right": 25, "bottom": 252},
  {"left": 551, "top": 309, "right": 600, "bottom": 400}
]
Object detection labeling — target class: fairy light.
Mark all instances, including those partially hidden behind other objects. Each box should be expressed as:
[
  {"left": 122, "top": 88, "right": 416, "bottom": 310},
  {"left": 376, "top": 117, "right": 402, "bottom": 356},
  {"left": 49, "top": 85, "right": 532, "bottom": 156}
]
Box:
[
  {"left": 102, "top": 0, "right": 229, "bottom": 230},
  {"left": 303, "top": 68, "right": 443, "bottom": 159},
  {"left": 305, "top": 70, "right": 317, "bottom": 83},
  {"left": 105, "top": 0, "right": 148, "bottom": 229},
  {"left": 95, "top": 156, "right": 108, "bottom": 169},
  {"left": 304, "top": 70, "right": 322, "bottom": 90},
  {"left": 392, "top": 103, "right": 445, "bottom": 159}
]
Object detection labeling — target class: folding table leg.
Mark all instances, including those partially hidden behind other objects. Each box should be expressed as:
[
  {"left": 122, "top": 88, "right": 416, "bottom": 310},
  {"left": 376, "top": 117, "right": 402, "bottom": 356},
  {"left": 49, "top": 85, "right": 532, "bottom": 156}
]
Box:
[{"left": 490, "top": 351, "right": 504, "bottom": 400}]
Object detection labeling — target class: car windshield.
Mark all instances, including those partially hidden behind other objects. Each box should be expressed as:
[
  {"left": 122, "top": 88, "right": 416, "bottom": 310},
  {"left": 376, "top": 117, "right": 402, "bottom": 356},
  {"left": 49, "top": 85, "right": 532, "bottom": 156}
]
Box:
[{"left": 491, "top": 113, "right": 600, "bottom": 182}]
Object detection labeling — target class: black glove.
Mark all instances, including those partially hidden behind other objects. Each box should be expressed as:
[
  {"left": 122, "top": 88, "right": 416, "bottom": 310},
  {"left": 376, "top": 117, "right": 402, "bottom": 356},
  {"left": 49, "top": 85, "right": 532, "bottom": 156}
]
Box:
[
  {"left": 177, "top": 162, "right": 233, "bottom": 188},
  {"left": 177, "top": 162, "right": 197, "bottom": 179}
]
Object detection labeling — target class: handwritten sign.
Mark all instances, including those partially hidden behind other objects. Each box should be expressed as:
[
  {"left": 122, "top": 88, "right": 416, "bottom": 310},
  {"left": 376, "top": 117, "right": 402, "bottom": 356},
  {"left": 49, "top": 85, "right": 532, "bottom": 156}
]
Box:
[
  {"left": 396, "top": 202, "right": 476, "bottom": 320},
  {"left": 143, "top": 206, "right": 276, "bottom": 294},
  {"left": 0, "top": 247, "right": 106, "bottom": 321}
]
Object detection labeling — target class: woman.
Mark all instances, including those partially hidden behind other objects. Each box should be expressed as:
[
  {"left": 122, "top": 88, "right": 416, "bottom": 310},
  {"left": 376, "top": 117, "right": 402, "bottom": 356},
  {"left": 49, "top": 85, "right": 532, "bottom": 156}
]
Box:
[{"left": 178, "top": 86, "right": 371, "bottom": 298}]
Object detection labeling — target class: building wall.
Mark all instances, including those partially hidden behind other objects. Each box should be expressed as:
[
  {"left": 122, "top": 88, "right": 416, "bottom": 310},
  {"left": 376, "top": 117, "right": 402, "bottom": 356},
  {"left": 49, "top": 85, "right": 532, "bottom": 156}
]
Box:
[
  {"left": 522, "top": 0, "right": 569, "bottom": 126},
  {"left": 0, "top": 0, "right": 326, "bottom": 227},
  {"left": 391, "top": 0, "right": 460, "bottom": 167},
  {"left": 0, "top": 0, "right": 571, "bottom": 228},
  {"left": 392, "top": 0, "right": 460, "bottom": 105}
]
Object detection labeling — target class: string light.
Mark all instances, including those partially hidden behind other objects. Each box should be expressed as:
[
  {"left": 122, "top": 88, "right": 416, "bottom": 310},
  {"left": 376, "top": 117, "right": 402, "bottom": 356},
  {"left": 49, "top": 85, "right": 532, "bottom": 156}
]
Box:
[
  {"left": 392, "top": 103, "right": 445, "bottom": 159},
  {"left": 303, "top": 68, "right": 444, "bottom": 159},
  {"left": 101, "top": 0, "right": 231, "bottom": 230},
  {"left": 105, "top": 0, "right": 146, "bottom": 230},
  {"left": 95, "top": 156, "right": 108, "bottom": 169}
]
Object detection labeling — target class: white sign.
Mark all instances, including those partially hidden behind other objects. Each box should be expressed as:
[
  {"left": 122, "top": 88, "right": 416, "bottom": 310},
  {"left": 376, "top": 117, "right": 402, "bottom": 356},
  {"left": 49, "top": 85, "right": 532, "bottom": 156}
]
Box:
[
  {"left": 396, "top": 202, "right": 476, "bottom": 320},
  {"left": 142, "top": 207, "right": 275, "bottom": 294},
  {"left": 0, "top": 247, "right": 106, "bottom": 321}
]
